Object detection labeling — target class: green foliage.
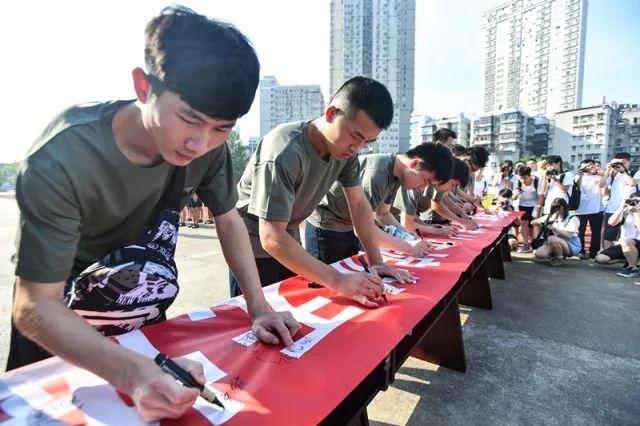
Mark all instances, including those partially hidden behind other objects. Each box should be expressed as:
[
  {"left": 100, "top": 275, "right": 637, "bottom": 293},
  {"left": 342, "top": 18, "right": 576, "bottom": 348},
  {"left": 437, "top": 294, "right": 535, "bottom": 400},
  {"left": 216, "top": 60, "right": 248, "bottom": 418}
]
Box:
[
  {"left": 226, "top": 131, "right": 249, "bottom": 183},
  {"left": 0, "top": 162, "right": 19, "bottom": 189}
]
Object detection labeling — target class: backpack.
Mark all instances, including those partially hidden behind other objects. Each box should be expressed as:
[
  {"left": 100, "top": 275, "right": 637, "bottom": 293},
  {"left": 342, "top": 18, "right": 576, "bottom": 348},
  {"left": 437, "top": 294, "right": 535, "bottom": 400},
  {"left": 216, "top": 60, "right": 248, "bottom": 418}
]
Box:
[{"left": 563, "top": 172, "right": 581, "bottom": 210}]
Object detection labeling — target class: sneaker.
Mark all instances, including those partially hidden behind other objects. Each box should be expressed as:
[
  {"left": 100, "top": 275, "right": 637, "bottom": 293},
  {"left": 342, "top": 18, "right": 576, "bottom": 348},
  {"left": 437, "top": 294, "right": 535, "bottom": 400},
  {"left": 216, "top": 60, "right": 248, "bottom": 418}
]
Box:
[
  {"left": 192, "top": 223, "right": 200, "bottom": 229},
  {"left": 579, "top": 252, "right": 590, "bottom": 260},
  {"left": 517, "top": 244, "right": 532, "bottom": 253},
  {"left": 617, "top": 267, "right": 640, "bottom": 278},
  {"left": 205, "top": 220, "right": 214, "bottom": 224},
  {"left": 178, "top": 221, "right": 185, "bottom": 227}
]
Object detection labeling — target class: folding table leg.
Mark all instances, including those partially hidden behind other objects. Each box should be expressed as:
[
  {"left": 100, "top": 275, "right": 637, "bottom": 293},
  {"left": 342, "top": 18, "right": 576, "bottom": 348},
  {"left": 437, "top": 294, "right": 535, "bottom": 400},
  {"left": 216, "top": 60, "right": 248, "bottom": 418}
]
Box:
[
  {"left": 346, "top": 407, "right": 369, "bottom": 426},
  {"left": 487, "top": 243, "right": 506, "bottom": 280},
  {"left": 459, "top": 261, "right": 493, "bottom": 310},
  {"left": 411, "top": 298, "right": 466, "bottom": 373},
  {"left": 500, "top": 234, "right": 513, "bottom": 262}
]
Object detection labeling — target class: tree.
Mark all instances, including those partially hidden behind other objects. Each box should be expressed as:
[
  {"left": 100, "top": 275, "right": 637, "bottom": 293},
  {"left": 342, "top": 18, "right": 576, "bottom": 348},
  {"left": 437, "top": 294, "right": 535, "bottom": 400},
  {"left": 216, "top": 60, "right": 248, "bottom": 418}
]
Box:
[
  {"left": 0, "top": 162, "right": 19, "bottom": 189},
  {"left": 226, "top": 131, "right": 249, "bottom": 183}
]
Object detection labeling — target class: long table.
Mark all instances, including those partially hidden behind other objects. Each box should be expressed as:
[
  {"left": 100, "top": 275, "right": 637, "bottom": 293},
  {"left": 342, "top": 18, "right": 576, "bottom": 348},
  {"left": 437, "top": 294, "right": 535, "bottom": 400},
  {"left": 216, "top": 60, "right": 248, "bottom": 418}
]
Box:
[{"left": 0, "top": 212, "right": 520, "bottom": 425}]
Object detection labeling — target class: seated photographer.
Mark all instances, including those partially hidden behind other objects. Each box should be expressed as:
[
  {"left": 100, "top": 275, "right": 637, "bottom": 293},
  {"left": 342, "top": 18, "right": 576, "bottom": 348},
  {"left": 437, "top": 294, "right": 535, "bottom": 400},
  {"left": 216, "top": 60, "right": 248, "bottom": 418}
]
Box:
[
  {"left": 493, "top": 189, "right": 520, "bottom": 250},
  {"left": 599, "top": 152, "right": 637, "bottom": 249},
  {"left": 595, "top": 192, "right": 640, "bottom": 278},
  {"left": 532, "top": 198, "right": 581, "bottom": 262},
  {"left": 512, "top": 166, "right": 544, "bottom": 252}
]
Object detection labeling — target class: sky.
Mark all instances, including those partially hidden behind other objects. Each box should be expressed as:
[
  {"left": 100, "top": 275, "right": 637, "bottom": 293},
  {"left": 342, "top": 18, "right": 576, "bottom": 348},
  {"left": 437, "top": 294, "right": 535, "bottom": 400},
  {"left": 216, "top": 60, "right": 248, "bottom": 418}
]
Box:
[{"left": 0, "top": 0, "right": 638, "bottom": 163}]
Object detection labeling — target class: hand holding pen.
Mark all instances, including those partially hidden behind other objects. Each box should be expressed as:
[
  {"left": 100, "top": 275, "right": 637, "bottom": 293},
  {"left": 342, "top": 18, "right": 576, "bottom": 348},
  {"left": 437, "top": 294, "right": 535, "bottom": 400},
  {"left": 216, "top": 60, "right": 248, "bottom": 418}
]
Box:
[
  {"left": 358, "top": 255, "right": 387, "bottom": 302},
  {"left": 155, "top": 353, "right": 225, "bottom": 410}
]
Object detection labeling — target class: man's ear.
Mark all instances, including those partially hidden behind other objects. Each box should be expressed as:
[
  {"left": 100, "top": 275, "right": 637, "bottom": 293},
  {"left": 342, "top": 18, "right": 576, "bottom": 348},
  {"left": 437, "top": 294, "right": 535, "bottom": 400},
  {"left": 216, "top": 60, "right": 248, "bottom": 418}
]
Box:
[
  {"left": 409, "top": 158, "right": 422, "bottom": 170},
  {"left": 132, "top": 67, "right": 151, "bottom": 103},
  {"left": 325, "top": 105, "right": 339, "bottom": 123}
]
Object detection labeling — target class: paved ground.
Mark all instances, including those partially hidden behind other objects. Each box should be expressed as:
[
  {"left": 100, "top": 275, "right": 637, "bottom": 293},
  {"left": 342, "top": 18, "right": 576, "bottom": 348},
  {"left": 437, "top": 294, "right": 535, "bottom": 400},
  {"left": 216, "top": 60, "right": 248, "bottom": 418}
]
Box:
[{"left": 1, "top": 198, "right": 639, "bottom": 424}]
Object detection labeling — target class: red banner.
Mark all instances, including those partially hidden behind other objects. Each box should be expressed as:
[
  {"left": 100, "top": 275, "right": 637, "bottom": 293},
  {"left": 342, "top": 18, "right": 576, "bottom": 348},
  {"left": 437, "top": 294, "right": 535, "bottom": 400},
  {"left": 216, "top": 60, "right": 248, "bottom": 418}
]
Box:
[{"left": 0, "top": 212, "right": 520, "bottom": 425}]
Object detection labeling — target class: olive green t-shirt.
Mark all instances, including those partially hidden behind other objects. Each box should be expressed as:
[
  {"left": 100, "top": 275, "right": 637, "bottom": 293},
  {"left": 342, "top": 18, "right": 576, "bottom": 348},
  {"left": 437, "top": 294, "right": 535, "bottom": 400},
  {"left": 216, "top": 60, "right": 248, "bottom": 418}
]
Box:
[
  {"left": 308, "top": 154, "right": 399, "bottom": 232},
  {"left": 236, "top": 121, "right": 361, "bottom": 258},
  {"left": 393, "top": 186, "right": 437, "bottom": 220},
  {"left": 14, "top": 100, "right": 237, "bottom": 283}
]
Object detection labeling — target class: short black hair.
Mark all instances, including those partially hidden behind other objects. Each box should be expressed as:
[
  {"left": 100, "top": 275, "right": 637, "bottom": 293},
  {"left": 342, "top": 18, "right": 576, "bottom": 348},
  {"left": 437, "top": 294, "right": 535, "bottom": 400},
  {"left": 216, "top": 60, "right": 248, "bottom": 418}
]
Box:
[
  {"left": 144, "top": 5, "right": 260, "bottom": 119},
  {"left": 502, "top": 160, "right": 514, "bottom": 168},
  {"left": 467, "top": 146, "right": 489, "bottom": 168},
  {"left": 614, "top": 152, "right": 632, "bottom": 160},
  {"left": 405, "top": 142, "right": 453, "bottom": 184},
  {"left": 451, "top": 158, "right": 470, "bottom": 188},
  {"left": 546, "top": 155, "right": 563, "bottom": 166},
  {"left": 330, "top": 76, "right": 394, "bottom": 129},
  {"left": 433, "top": 128, "right": 457, "bottom": 143},
  {"left": 518, "top": 166, "right": 532, "bottom": 177},
  {"left": 499, "top": 188, "right": 513, "bottom": 198},
  {"left": 451, "top": 144, "right": 467, "bottom": 157},
  {"left": 580, "top": 159, "right": 594, "bottom": 165}
]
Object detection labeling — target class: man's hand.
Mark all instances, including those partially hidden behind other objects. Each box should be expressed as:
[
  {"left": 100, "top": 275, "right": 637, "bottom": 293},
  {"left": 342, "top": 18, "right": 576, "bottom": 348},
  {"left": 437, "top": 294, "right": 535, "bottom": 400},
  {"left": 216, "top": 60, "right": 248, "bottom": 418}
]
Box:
[
  {"left": 404, "top": 239, "right": 432, "bottom": 258},
  {"left": 370, "top": 264, "right": 417, "bottom": 285},
  {"left": 433, "top": 225, "right": 456, "bottom": 237},
  {"left": 462, "top": 219, "right": 479, "bottom": 230},
  {"left": 250, "top": 308, "right": 301, "bottom": 347},
  {"left": 332, "top": 272, "right": 385, "bottom": 308},
  {"left": 130, "top": 357, "right": 204, "bottom": 422}
]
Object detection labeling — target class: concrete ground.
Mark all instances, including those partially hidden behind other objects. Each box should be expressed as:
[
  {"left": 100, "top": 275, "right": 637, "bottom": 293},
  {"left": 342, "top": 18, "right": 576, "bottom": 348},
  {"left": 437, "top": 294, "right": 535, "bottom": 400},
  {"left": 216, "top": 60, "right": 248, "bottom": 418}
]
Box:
[{"left": 1, "top": 198, "right": 639, "bottom": 424}]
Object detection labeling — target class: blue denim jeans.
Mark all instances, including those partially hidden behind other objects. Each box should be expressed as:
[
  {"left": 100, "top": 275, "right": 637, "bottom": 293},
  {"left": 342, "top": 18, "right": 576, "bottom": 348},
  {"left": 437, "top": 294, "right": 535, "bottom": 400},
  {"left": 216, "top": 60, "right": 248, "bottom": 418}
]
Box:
[
  {"left": 228, "top": 256, "right": 295, "bottom": 298},
  {"left": 304, "top": 221, "right": 361, "bottom": 265}
]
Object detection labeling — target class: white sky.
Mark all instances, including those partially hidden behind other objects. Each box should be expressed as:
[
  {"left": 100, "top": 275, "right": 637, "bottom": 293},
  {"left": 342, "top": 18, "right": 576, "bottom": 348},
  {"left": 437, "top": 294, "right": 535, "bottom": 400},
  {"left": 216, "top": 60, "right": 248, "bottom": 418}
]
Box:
[{"left": 0, "top": 0, "right": 637, "bottom": 162}]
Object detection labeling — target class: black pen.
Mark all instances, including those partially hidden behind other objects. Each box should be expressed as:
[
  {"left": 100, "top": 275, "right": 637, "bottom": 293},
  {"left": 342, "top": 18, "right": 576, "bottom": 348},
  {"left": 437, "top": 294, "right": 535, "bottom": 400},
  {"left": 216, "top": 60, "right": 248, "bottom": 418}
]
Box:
[
  {"left": 358, "top": 255, "right": 387, "bottom": 302},
  {"left": 154, "top": 353, "right": 224, "bottom": 410}
]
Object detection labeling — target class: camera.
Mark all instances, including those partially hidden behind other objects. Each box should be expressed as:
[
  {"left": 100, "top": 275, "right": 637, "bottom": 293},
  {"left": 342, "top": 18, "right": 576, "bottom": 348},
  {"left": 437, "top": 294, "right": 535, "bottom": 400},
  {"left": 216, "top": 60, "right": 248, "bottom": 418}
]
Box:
[
  {"left": 578, "top": 167, "right": 590, "bottom": 173},
  {"left": 546, "top": 169, "right": 559, "bottom": 177},
  {"left": 611, "top": 161, "right": 624, "bottom": 170},
  {"left": 500, "top": 165, "right": 509, "bottom": 173},
  {"left": 625, "top": 198, "right": 639, "bottom": 207}
]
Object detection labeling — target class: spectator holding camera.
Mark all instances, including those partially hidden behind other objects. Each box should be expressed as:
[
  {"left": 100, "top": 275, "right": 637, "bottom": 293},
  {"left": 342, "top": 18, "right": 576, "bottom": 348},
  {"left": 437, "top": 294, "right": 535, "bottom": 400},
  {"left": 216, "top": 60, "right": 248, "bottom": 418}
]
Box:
[
  {"left": 575, "top": 159, "right": 603, "bottom": 259},
  {"left": 512, "top": 166, "right": 544, "bottom": 252},
  {"left": 494, "top": 189, "right": 520, "bottom": 250},
  {"left": 492, "top": 160, "right": 515, "bottom": 192},
  {"left": 532, "top": 198, "right": 581, "bottom": 264},
  {"left": 595, "top": 192, "right": 640, "bottom": 278},
  {"left": 540, "top": 155, "right": 573, "bottom": 215},
  {"left": 599, "top": 153, "right": 638, "bottom": 249}
]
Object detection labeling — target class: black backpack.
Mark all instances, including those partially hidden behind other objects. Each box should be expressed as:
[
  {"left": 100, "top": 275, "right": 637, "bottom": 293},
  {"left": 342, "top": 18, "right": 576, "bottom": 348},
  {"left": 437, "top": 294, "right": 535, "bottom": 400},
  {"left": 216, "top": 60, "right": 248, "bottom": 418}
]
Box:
[{"left": 563, "top": 172, "right": 581, "bottom": 210}]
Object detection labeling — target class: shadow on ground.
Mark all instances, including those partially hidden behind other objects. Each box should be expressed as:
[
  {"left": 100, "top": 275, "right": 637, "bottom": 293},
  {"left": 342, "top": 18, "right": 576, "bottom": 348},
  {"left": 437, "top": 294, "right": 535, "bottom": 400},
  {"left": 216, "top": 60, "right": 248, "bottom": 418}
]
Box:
[{"left": 368, "top": 252, "right": 640, "bottom": 425}]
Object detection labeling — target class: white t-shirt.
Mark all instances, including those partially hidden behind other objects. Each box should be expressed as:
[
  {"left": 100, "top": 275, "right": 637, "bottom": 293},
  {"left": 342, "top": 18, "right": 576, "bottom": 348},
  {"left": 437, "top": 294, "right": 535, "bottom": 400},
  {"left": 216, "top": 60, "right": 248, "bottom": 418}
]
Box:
[
  {"left": 620, "top": 211, "right": 640, "bottom": 240},
  {"left": 576, "top": 174, "right": 602, "bottom": 215},
  {"left": 473, "top": 178, "right": 488, "bottom": 197},
  {"left": 605, "top": 172, "right": 636, "bottom": 213},
  {"left": 543, "top": 171, "right": 574, "bottom": 214},
  {"left": 493, "top": 174, "right": 510, "bottom": 192},
  {"left": 509, "top": 174, "right": 520, "bottom": 190},
  {"left": 515, "top": 177, "right": 543, "bottom": 208},
  {"left": 540, "top": 214, "right": 580, "bottom": 237}
]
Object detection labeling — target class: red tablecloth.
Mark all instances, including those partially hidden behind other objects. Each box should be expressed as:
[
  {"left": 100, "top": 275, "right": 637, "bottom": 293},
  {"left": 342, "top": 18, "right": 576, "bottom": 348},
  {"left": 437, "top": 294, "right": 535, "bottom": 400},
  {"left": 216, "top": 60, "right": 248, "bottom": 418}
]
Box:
[{"left": 0, "top": 212, "right": 520, "bottom": 425}]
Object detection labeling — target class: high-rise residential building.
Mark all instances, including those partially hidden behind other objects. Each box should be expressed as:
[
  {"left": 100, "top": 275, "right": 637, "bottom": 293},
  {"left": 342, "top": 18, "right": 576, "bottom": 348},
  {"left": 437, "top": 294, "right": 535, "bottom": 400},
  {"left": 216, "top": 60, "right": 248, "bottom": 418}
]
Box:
[
  {"left": 482, "top": 0, "right": 588, "bottom": 118},
  {"left": 550, "top": 103, "right": 621, "bottom": 170},
  {"left": 330, "top": 0, "right": 416, "bottom": 154},
  {"left": 526, "top": 116, "right": 551, "bottom": 157},
  {"left": 471, "top": 110, "right": 551, "bottom": 162},
  {"left": 410, "top": 113, "right": 471, "bottom": 148},
  {"left": 259, "top": 76, "right": 325, "bottom": 138},
  {"left": 329, "top": 0, "right": 373, "bottom": 97},
  {"left": 620, "top": 106, "right": 640, "bottom": 171}
]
